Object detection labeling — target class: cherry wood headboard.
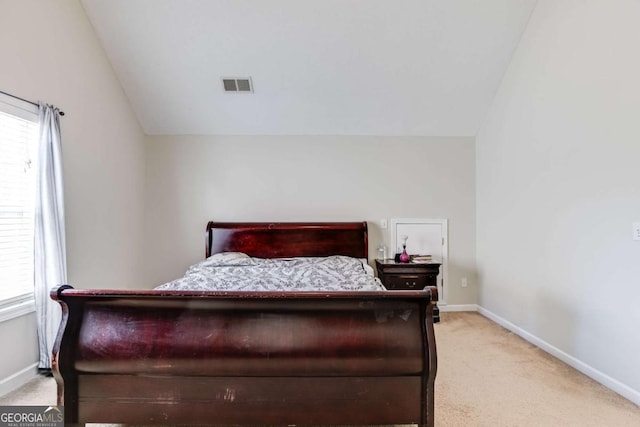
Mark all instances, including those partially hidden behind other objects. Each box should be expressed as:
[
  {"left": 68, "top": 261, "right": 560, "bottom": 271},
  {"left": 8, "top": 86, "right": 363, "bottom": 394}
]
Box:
[{"left": 205, "top": 221, "right": 369, "bottom": 259}]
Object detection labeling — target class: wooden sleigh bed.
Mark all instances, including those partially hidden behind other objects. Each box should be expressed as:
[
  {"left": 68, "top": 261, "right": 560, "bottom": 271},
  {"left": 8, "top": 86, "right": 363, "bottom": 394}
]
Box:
[{"left": 51, "top": 221, "right": 438, "bottom": 426}]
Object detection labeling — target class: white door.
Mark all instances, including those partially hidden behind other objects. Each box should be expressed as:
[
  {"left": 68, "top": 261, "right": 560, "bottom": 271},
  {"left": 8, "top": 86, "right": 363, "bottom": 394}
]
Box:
[{"left": 390, "top": 218, "right": 448, "bottom": 304}]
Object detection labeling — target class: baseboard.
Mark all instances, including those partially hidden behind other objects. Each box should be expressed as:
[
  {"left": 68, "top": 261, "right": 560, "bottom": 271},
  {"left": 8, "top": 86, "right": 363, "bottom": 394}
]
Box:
[
  {"left": 439, "top": 304, "right": 478, "bottom": 312},
  {"left": 0, "top": 363, "right": 38, "bottom": 398},
  {"left": 477, "top": 306, "right": 640, "bottom": 406}
]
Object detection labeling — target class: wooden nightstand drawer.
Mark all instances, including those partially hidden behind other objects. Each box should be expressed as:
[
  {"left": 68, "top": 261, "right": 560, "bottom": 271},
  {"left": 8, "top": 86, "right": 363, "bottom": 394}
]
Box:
[
  {"left": 386, "top": 274, "right": 428, "bottom": 290},
  {"left": 375, "top": 259, "right": 441, "bottom": 323},
  {"left": 375, "top": 259, "right": 440, "bottom": 291}
]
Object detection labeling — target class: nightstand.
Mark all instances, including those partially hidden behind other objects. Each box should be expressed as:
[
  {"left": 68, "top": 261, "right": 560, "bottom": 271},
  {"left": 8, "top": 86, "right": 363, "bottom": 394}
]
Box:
[{"left": 375, "top": 259, "right": 441, "bottom": 323}]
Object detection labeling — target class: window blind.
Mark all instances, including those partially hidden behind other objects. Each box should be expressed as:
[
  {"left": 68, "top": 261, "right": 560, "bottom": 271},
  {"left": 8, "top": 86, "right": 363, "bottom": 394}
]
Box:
[{"left": 0, "top": 104, "right": 39, "bottom": 301}]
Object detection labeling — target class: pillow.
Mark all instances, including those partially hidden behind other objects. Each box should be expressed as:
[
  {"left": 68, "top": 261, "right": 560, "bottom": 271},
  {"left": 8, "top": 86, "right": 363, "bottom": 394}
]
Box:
[
  {"left": 188, "top": 251, "right": 253, "bottom": 271},
  {"left": 208, "top": 251, "right": 250, "bottom": 260}
]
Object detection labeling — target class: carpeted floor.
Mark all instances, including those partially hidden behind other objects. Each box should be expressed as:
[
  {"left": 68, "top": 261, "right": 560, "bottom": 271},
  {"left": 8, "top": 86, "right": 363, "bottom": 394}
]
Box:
[
  {"left": 1, "top": 312, "right": 639, "bottom": 426},
  {"left": 434, "top": 312, "right": 639, "bottom": 426}
]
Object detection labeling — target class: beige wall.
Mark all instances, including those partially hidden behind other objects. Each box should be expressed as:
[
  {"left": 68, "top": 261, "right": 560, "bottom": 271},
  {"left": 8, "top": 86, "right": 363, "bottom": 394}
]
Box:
[
  {"left": 476, "top": 0, "right": 640, "bottom": 400},
  {"left": 0, "top": 0, "right": 146, "bottom": 383},
  {"left": 145, "top": 135, "right": 476, "bottom": 305}
]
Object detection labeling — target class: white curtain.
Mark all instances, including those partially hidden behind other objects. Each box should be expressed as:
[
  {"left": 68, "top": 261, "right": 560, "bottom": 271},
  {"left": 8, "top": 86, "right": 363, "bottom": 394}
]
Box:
[{"left": 34, "top": 103, "right": 67, "bottom": 369}]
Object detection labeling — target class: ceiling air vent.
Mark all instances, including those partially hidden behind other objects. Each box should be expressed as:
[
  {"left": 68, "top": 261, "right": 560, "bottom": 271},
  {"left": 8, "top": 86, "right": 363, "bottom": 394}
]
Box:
[{"left": 222, "top": 77, "right": 253, "bottom": 93}]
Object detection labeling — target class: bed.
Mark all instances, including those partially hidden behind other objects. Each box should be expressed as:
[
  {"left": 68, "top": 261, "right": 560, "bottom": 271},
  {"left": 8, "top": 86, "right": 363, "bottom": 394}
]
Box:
[{"left": 51, "top": 221, "right": 438, "bottom": 426}]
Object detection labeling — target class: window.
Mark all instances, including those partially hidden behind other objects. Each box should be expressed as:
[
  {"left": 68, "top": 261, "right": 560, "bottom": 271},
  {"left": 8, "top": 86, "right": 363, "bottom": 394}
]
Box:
[{"left": 0, "top": 94, "right": 39, "bottom": 319}]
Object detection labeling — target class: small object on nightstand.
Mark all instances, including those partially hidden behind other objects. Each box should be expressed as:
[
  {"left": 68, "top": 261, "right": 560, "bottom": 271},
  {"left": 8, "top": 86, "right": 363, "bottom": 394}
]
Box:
[
  {"left": 398, "top": 235, "right": 410, "bottom": 263},
  {"left": 399, "top": 245, "right": 410, "bottom": 263}
]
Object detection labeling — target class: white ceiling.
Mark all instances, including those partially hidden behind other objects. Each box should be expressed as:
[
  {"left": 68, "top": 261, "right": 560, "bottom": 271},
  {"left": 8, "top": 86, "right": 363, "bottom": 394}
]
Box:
[{"left": 82, "top": 0, "right": 538, "bottom": 136}]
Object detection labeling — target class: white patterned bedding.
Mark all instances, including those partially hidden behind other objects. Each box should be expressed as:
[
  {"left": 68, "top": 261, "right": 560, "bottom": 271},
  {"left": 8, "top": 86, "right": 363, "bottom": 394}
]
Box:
[{"left": 155, "top": 253, "right": 385, "bottom": 292}]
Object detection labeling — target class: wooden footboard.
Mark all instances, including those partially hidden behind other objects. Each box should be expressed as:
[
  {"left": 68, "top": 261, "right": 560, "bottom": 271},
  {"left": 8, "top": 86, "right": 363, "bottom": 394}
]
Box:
[{"left": 51, "top": 286, "right": 438, "bottom": 426}]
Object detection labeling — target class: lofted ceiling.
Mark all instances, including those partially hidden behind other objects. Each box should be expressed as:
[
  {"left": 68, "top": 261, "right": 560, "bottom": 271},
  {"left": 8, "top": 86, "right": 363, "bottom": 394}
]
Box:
[{"left": 82, "top": 0, "right": 538, "bottom": 136}]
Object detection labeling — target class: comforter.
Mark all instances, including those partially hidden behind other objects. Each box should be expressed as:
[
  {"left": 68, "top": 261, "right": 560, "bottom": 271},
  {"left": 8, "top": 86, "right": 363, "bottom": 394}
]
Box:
[{"left": 155, "top": 253, "right": 385, "bottom": 292}]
